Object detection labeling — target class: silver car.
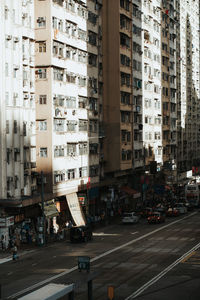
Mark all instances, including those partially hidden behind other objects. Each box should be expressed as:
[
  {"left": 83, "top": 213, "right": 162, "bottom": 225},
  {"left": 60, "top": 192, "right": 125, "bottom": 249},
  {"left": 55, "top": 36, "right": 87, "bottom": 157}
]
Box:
[
  {"left": 174, "top": 203, "right": 187, "bottom": 214},
  {"left": 122, "top": 212, "right": 140, "bottom": 224}
]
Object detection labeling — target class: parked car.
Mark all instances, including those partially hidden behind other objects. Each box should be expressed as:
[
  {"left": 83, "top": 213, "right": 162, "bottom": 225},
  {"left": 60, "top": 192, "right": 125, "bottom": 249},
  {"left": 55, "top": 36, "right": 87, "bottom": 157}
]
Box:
[
  {"left": 70, "top": 225, "right": 93, "bottom": 243},
  {"left": 166, "top": 207, "right": 180, "bottom": 217},
  {"left": 147, "top": 212, "right": 166, "bottom": 224},
  {"left": 184, "top": 201, "right": 194, "bottom": 211},
  {"left": 122, "top": 212, "right": 140, "bottom": 224},
  {"left": 174, "top": 203, "right": 187, "bottom": 214}
]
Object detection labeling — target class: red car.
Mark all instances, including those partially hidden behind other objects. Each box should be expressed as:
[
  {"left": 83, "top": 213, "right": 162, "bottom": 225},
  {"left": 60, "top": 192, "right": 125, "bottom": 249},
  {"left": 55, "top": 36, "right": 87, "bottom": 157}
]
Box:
[{"left": 147, "top": 212, "right": 166, "bottom": 224}]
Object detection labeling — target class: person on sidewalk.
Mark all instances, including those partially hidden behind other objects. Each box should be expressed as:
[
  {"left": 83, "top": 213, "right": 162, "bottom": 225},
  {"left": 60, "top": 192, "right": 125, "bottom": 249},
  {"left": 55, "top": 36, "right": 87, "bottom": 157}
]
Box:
[
  {"left": 12, "top": 244, "right": 18, "bottom": 261},
  {"left": 1, "top": 235, "right": 5, "bottom": 251}
]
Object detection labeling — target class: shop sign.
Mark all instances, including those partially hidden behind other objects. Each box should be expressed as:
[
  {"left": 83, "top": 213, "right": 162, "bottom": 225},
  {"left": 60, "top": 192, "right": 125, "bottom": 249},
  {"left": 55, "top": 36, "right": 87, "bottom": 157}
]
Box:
[
  {"left": 14, "top": 214, "right": 25, "bottom": 223},
  {"left": 66, "top": 193, "right": 86, "bottom": 226},
  {"left": 0, "top": 216, "right": 14, "bottom": 227},
  {"left": 78, "top": 196, "right": 86, "bottom": 206}
]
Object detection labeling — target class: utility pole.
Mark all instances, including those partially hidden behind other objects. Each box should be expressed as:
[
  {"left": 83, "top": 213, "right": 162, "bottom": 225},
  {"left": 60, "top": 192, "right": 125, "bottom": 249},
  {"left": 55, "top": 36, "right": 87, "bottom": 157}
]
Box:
[{"left": 41, "top": 171, "right": 45, "bottom": 246}]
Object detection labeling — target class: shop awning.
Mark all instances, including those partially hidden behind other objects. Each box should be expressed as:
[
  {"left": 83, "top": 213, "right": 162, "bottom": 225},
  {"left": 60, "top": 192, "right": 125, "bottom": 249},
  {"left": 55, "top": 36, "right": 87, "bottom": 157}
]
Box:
[
  {"left": 120, "top": 186, "right": 141, "bottom": 199},
  {"left": 66, "top": 193, "right": 86, "bottom": 226},
  {"left": 41, "top": 200, "right": 59, "bottom": 218}
]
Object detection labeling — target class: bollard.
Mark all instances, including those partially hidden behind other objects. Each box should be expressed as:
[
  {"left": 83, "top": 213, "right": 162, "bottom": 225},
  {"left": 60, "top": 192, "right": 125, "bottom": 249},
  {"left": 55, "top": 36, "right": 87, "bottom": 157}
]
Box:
[
  {"left": 88, "top": 280, "right": 93, "bottom": 300},
  {"left": 108, "top": 285, "right": 114, "bottom": 300}
]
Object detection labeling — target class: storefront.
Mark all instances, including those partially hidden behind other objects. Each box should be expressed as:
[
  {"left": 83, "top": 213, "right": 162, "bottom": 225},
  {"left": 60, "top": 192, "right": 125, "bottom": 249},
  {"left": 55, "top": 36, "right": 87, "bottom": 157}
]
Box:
[
  {"left": 0, "top": 216, "right": 14, "bottom": 248},
  {"left": 120, "top": 186, "right": 141, "bottom": 211}
]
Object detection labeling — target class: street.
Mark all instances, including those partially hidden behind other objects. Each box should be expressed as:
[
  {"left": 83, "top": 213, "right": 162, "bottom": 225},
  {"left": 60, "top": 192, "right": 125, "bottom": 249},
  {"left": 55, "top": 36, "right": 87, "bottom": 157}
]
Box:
[{"left": 1, "top": 211, "right": 200, "bottom": 299}]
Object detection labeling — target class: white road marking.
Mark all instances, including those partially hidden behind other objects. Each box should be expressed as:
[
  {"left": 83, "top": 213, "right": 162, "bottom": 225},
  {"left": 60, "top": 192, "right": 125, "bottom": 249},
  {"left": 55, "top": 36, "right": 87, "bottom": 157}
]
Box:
[
  {"left": 166, "top": 237, "right": 178, "bottom": 241},
  {"left": 93, "top": 232, "right": 120, "bottom": 236},
  {"left": 0, "top": 257, "right": 12, "bottom": 264},
  {"left": 7, "top": 212, "right": 197, "bottom": 299},
  {"left": 7, "top": 272, "right": 13, "bottom": 276},
  {"left": 180, "top": 237, "right": 189, "bottom": 241},
  {"left": 125, "top": 241, "right": 200, "bottom": 299},
  {"left": 131, "top": 231, "right": 138, "bottom": 235},
  {"left": 0, "top": 249, "right": 36, "bottom": 265}
]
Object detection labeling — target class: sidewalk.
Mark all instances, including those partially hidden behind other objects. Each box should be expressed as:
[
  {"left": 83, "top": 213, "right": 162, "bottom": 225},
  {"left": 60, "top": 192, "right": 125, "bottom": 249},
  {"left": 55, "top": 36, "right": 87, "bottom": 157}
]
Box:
[{"left": 0, "top": 215, "right": 121, "bottom": 262}]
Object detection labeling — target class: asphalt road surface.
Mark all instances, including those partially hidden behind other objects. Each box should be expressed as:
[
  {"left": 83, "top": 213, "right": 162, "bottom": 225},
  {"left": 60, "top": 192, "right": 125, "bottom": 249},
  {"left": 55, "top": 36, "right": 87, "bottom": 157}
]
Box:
[{"left": 1, "top": 211, "right": 200, "bottom": 299}]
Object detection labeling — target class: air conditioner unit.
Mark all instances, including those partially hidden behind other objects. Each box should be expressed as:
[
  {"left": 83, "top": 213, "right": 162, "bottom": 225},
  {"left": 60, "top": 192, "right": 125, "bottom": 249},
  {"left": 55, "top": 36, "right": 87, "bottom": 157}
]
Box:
[
  {"left": 72, "top": 110, "right": 76, "bottom": 115},
  {"left": 22, "top": 13, "right": 27, "bottom": 18},
  {"left": 14, "top": 65, "right": 19, "bottom": 70},
  {"left": 6, "top": 35, "right": 12, "bottom": 40},
  {"left": 37, "top": 17, "right": 45, "bottom": 23},
  {"left": 14, "top": 37, "right": 19, "bottom": 42}
]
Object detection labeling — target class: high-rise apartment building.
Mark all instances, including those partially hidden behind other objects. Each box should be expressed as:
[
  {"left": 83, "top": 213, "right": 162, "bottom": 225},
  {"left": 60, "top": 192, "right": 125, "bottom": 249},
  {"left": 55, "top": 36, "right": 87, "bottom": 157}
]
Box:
[
  {"left": 35, "top": 0, "right": 102, "bottom": 211},
  {"left": 176, "top": 0, "right": 200, "bottom": 180},
  {"left": 0, "top": 1, "right": 36, "bottom": 204},
  {"left": 142, "top": 0, "right": 162, "bottom": 168},
  {"left": 102, "top": 0, "right": 133, "bottom": 181}
]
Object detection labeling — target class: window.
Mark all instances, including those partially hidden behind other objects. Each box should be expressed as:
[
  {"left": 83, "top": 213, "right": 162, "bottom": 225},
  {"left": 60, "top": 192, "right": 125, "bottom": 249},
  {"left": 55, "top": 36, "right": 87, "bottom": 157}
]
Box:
[
  {"left": 120, "top": 33, "right": 130, "bottom": 48},
  {"left": 88, "top": 53, "right": 97, "bottom": 66},
  {"left": 14, "top": 120, "right": 17, "bottom": 133},
  {"left": 67, "top": 120, "right": 77, "bottom": 132},
  {"left": 79, "top": 120, "right": 88, "bottom": 131},
  {"left": 89, "top": 98, "right": 97, "bottom": 111},
  {"left": 40, "top": 147, "right": 47, "bottom": 157},
  {"left": 89, "top": 143, "right": 98, "bottom": 154},
  {"left": 79, "top": 167, "right": 87, "bottom": 178},
  {"left": 121, "top": 92, "right": 130, "bottom": 105},
  {"left": 5, "top": 63, "right": 8, "bottom": 76},
  {"left": 88, "top": 11, "right": 97, "bottom": 25},
  {"left": 121, "top": 72, "right": 130, "bottom": 87},
  {"left": 6, "top": 120, "right": 9, "bottom": 134},
  {"left": 39, "top": 95, "right": 47, "bottom": 104},
  {"left": 54, "top": 170, "right": 66, "bottom": 183},
  {"left": 37, "top": 68, "right": 47, "bottom": 79},
  {"left": 53, "top": 68, "right": 64, "bottom": 81},
  {"left": 5, "top": 6, "right": 8, "bottom": 20},
  {"left": 66, "top": 73, "right": 76, "bottom": 84},
  {"left": 66, "top": 96, "right": 76, "bottom": 108},
  {"left": 79, "top": 143, "right": 88, "bottom": 155},
  {"left": 39, "top": 120, "right": 47, "bottom": 131},
  {"left": 90, "top": 165, "right": 99, "bottom": 177},
  {"left": 67, "top": 143, "right": 77, "bottom": 156},
  {"left": 88, "top": 31, "right": 97, "bottom": 46},
  {"left": 37, "top": 17, "right": 46, "bottom": 27},
  {"left": 78, "top": 96, "right": 88, "bottom": 109},
  {"left": 39, "top": 41, "right": 46, "bottom": 52},
  {"left": 67, "top": 169, "right": 75, "bottom": 180},
  {"left": 54, "top": 119, "right": 64, "bottom": 131},
  {"left": 23, "top": 122, "right": 27, "bottom": 136},
  {"left": 54, "top": 145, "right": 64, "bottom": 157},
  {"left": 89, "top": 120, "right": 98, "bottom": 133}
]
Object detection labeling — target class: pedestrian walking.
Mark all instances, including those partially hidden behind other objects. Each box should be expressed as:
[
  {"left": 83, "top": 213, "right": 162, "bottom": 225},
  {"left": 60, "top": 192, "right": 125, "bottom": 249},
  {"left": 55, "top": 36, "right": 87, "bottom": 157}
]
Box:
[
  {"left": 1, "top": 235, "right": 5, "bottom": 251},
  {"left": 12, "top": 245, "right": 18, "bottom": 261}
]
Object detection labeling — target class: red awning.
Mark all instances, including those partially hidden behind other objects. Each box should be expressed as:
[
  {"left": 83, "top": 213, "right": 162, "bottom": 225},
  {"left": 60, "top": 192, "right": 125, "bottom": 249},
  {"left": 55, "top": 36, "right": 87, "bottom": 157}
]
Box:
[{"left": 120, "top": 186, "right": 141, "bottom": 198}]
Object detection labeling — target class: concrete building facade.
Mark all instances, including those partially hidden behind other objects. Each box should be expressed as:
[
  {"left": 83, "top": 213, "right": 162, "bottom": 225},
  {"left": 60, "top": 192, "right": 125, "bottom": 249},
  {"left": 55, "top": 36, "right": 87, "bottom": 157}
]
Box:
[
  {"left": 0, "top": 0, "right": 36, "bottom": 203},
  {"left": 35, "top": 0, "right": 102, "bottom": 207}
]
